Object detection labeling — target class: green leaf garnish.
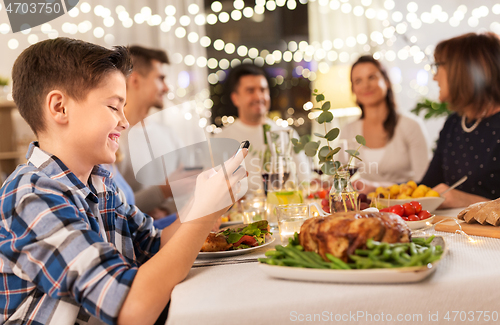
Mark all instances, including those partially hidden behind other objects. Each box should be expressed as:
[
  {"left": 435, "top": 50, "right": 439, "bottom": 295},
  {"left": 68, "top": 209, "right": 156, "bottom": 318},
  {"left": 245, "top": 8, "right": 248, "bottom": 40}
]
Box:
[
  {"left": 326, "top": 147, "right": 341, "bottom": 160},
  {"left": 355, "top": 135, "right": 366, "bottom": 146},
  {"left": 227, "top": 233, "right": 244, "bottom": 244},
  {"left": 325, "top": 128, "right": 340, "bottom": 141},
  {"left": 304, "top": 141, "right": 320, "bottom": 157},
  {"left": 318, "top": 111, "right": 333, "bottom": 123}
]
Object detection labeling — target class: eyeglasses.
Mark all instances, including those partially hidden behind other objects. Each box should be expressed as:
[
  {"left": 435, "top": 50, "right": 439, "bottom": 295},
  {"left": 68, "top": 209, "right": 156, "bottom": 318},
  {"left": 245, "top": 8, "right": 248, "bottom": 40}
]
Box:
[{"left": 430, "top": 62, "right": 445, "bottom": 75}]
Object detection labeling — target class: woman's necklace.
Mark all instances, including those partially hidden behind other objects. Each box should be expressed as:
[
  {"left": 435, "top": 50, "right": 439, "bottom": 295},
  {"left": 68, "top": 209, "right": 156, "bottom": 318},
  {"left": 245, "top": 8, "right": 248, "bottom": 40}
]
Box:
[{"left": 461, "top": 115, "right": 482, "bottom": 133}]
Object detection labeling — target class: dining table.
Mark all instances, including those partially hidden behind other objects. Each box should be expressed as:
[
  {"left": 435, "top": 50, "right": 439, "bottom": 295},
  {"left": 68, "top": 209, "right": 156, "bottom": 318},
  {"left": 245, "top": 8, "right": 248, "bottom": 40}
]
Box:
[{"left": 165, "top": 208, "right": 500, "bottom": 325}]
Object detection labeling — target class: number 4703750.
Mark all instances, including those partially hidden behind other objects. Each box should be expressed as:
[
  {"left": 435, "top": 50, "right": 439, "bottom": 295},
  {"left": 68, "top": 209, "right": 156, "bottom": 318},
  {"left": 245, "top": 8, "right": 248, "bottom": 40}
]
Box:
[
  {"left": 5, "top": 2, "right": 62, "bottom": 14},
  {"left": 443, "top": 311, "right": 499, "bottom": 322}
]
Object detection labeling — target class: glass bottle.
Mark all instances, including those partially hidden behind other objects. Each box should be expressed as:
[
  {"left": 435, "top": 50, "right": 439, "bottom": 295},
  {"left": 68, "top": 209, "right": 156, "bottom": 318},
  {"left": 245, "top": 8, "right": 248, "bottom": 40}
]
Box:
[
  {"left": 261, "top": 124, "right": 272, "bottom": 195},
  {"left": 329, "top": 170, "right": 358, "bottom": 213}
]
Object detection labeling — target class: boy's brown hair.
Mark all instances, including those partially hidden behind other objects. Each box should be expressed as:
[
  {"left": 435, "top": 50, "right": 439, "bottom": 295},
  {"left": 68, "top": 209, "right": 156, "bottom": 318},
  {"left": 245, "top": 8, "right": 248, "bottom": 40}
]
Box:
[
  {"left": 434, "top": 32, "right": 500, "bottom": 118},
  {"left": 12, "top": 37, "right": 132, "bottom": 136}
]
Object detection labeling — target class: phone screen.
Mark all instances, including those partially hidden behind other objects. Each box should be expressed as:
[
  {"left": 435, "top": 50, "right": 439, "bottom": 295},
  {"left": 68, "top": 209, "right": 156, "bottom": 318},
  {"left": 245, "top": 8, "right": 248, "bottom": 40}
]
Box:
[
  {"left": 232, "top": 140, "right": 249, "bottom": 174},
  {"left": 234, "top": 140, "right": 250, "bottom": 157}
]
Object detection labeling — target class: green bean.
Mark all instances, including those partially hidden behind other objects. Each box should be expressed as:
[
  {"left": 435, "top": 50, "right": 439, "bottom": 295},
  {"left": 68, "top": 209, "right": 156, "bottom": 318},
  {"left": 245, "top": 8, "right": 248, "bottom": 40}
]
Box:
[
  {"left": 283, "top": 245, "right": 328, "bottom": 268},
  {"left": 355, "top": 249, "right": 371, "bottom": 256},
  {"left": 260, "top": 236, "right": 443, "bottom": 270},
  {"left": 326, "top": 253, "right": 351, "bottom": 269},
  {"left": 401, "top": 253, "right": 411, "bottom": 261},
  {"left": 381, "top": 247, "right": 392, "bottom": 260},
  {"left": 368, "top": 246, "right": 383, "bottom": 258},
  {"left": 425, "top": 235, "right": 436, "bottom": 245},
  {"left": 278, "top": 258, "right": 317, "bottom": 268},
  {"left": 265, "top": 250, "right": 282, "bottom": 257},
  {"left": 409, "top": 242, "right": 418, "bottom": 256},
  {"left": 258, "top": 257, "right": 277, "bottom": 265},
  {"left": 305, "top": 252, "right": 331, "bottom": 266},
  {"left": 366, "top": 239, "right": 377, "bottom": 249},
  {"left": 411, "top": 237, "right": 428, "bottom": 246}
]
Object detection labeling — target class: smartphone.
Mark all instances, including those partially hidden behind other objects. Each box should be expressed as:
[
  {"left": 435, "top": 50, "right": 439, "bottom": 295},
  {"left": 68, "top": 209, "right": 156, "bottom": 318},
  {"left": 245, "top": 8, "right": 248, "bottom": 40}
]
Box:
[
  {"left": 232, "top": 140, "right": 250, "bottom": 174},
  {"left": 183, "top": 166, "right": 204, "bottom": 171},
  {"left": 233, "top": 140, "right": 250, "bottom": 157}
]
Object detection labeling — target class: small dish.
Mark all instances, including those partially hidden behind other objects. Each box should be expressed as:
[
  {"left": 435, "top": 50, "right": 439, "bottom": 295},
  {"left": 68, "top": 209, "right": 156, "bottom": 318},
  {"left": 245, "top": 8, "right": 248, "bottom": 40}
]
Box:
[
  {"left": 378, "top": 196, "right": 445, "bottom": 212},
  {"left": 406, "top": 215, "right": 436, "bottom": 230}
]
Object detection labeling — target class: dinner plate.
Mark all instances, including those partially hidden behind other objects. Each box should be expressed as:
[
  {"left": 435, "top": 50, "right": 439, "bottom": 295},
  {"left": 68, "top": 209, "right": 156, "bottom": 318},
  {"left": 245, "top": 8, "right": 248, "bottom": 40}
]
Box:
[
  {"left": 259, "top": 236, "right": 445, "bottom": 283},
  {"left": 197, "top": 237, "right": 275, "bottom": 259},
  {"left": 378, "top": 197, "right": 445, "bottom": 212}
]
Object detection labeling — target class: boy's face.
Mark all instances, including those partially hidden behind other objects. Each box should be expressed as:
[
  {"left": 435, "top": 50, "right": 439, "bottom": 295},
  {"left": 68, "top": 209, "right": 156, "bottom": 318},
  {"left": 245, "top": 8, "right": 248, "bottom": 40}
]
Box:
[{"left": 67, "top": 71, "right": 129, "bottom": 166}]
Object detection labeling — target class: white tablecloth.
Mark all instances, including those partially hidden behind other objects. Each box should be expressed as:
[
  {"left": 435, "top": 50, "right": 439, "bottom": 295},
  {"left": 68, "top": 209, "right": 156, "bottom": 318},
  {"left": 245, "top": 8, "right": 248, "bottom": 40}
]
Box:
[{"left": 166, "top": 209, "right": 500, "bottom": 325}]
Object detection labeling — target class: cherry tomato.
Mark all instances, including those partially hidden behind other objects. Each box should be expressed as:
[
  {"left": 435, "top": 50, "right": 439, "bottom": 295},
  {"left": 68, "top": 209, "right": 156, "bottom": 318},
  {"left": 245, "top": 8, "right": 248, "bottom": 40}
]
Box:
[
  {"left": 401, "top": 216, "right": 409, "bottom": 221},
  {"left": 407, "top": 214, "right": 420, "bottom": 221},
  {"left": 318, "top": 190, "right": 328, "bottom": 199},
  {"left": 307, "top": 194, "right": 314, "bottom": 199},
  {"left": 322, "top": 205, "right": 330, "bottom": 214},
  {"left": 410, "top": 201, "right": 422, "bottom": 213},
  {"left": 380, "top": 207, "right": 391, "bottom": 212},
  {"left": 418, "top": 210, "right": 432, "bottom": 220},
  {"left": 403, "top": 203, "right": 416, "bottom": 216},
  {"left": 321, "top": 198, "right": 329, "bottom": 207},
  {"left": 389, "top": 204, "right": 404, "bottom": 216}
]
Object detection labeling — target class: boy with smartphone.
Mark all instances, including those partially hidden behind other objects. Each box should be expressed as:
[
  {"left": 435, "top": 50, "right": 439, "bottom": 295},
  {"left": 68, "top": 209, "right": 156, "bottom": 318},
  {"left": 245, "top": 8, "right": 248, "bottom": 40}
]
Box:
[{"left": 0, "top": 38, "right": 247, "bottom": 325}]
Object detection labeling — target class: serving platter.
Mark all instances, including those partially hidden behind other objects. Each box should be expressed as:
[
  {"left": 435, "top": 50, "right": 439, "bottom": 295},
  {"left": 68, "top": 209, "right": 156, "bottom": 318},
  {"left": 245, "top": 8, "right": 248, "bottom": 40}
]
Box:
[
  {"left": 259, "top": 236, "right": 445, "bottom": 283},
  {"left": 197, "top": 237, "right": 275, "bottom": 259}
]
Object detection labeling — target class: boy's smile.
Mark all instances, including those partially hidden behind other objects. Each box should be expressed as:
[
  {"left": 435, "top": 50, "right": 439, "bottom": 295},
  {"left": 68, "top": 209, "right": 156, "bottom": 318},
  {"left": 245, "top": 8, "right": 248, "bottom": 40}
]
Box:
[{"left": 108, "top": 132, "right": 121, "bottom": 148}]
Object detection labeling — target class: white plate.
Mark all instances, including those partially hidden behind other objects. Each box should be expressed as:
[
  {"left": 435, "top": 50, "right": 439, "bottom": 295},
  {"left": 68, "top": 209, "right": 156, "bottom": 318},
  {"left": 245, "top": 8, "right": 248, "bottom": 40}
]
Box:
[
  {"left": 259, "top": 236, "right": 445, "bottom": 283},
  {"left": 220, "top": 220, "right": 243, "bottom": 228},
  {"left": 198, "top": 237, "right": 275, "bottom": 259},
  {"left": 406, "top": 215, "right": 436, "bottom": 230},
  {"left": 378, "top": 196, "right": 445, "bottom": 212}
]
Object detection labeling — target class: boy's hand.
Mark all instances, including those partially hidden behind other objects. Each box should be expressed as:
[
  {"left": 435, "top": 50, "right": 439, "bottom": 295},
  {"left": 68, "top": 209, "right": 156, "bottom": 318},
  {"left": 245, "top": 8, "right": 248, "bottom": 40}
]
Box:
[
  {"left": 178, "top": 149, "right": 248, "bottom": 223},
  {"left": 158, "top": 165, "right": 199, "bottom": 199}
]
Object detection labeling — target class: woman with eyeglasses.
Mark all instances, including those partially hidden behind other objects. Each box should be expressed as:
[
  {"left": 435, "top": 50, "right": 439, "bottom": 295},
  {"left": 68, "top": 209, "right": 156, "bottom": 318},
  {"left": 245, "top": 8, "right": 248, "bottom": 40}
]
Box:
[
  {"left": 341, "top": 55, "right": 431, "bottom": 193},
  {"left": 421, "top": 32, "right": 500, "bottom": 208}
]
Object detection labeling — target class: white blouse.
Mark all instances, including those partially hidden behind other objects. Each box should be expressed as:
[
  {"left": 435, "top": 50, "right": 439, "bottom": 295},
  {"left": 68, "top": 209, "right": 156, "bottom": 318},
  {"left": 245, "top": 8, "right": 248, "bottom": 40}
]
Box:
[{"left": 340, "top": 113, "right": 432, "bottom": 184}]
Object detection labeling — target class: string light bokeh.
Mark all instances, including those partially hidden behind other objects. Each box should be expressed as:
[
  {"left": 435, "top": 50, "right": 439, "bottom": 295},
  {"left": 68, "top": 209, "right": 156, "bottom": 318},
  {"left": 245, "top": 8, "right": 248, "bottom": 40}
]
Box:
[{"left": 1, "top": 0, "right": 500, "bottom": 135}]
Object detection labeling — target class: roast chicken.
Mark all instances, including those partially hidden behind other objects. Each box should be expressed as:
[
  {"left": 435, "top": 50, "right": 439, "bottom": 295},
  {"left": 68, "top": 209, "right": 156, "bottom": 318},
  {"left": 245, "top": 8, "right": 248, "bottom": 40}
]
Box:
[
  {"left": 458, "top": 198, "right": 500, "bottom": 226},
  {"left": 299, "top": 211, "right": 411, "bottom": 262}
]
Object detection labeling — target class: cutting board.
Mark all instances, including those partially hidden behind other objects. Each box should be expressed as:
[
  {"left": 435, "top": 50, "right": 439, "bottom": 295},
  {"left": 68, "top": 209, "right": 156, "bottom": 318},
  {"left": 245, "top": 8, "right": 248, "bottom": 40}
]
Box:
[{"left": 433, "top": 216, "right": 500, "bottom": 239}]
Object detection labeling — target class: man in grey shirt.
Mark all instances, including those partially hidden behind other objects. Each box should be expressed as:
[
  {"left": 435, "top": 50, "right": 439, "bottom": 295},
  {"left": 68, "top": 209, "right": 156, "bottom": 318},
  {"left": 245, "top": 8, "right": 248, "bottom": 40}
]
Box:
[
  {"left": 213, "top": 64, "right": 311, "bottom": 192},
  {"left": 116, "top": 46, "right": 179, "bottom": 218}
]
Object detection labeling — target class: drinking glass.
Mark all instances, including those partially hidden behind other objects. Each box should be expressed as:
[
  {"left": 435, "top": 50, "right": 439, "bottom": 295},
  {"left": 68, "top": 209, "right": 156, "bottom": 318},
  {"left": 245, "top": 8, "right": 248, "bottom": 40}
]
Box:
[
  {"left": 266, "top": 155, "right": 302, "bottom": 230},
  {"left": 277, "top": 204, "right": 310, "bottom": 244},
  {"left": 240, "top": 197, "right": 266, "bottom": 224}
]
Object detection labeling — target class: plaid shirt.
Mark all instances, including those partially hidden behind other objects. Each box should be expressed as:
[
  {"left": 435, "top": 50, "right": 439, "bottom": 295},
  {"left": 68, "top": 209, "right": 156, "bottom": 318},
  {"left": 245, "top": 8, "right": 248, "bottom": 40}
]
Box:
[{"left": 0, "top": 143, "right": 162, "bottom": 325}]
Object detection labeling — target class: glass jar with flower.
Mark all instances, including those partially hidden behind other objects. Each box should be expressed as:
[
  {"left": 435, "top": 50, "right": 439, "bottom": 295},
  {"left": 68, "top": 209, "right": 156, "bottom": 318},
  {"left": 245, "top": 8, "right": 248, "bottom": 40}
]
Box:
[{"left": 292, "top": 90, "right": 365, "bottom": 213}]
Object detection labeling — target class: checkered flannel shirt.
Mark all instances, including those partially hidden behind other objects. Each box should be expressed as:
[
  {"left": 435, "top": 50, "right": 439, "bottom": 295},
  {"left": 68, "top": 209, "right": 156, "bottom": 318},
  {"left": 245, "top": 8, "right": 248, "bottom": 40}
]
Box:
[{"left": 0, "top": 142, "right": 162, "bottom": 324}]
